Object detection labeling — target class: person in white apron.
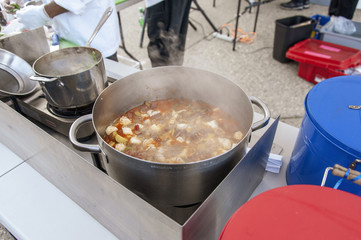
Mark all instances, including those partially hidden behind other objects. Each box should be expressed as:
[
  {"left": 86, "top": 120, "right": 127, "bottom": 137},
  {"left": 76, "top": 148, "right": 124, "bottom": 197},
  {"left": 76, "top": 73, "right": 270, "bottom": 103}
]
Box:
[{"left": 3, "top": 0, "right": 121, "bottom": 60}]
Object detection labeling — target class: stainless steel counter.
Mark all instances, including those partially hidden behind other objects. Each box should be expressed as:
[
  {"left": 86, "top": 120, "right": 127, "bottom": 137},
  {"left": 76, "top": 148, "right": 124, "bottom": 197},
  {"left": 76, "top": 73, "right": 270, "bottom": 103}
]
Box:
[{"left": 0, "top": 60, "right": 300, "bottom": 240}]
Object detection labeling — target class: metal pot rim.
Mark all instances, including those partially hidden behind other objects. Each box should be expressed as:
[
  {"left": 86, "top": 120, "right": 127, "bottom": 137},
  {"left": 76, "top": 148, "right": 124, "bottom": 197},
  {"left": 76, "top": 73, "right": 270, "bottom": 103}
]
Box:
[
  {"left": 71, "top": 66, "right": 269, "bottom": 166},
  {"left": 32, "top": 46, "right": 104, "bottom": 78}
]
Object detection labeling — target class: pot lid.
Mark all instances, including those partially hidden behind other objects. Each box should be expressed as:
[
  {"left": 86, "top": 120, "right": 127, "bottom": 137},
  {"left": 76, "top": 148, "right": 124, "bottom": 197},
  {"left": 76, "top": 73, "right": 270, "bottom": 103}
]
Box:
[
  {"left": 219, "top": 185, "right": 361, "bottom": 240},
  {"left": 0, "top": 49, "right": 37, "bottom": 97},
  {"left": 305, "top": 75, "right": 361, "bottom": 158}
]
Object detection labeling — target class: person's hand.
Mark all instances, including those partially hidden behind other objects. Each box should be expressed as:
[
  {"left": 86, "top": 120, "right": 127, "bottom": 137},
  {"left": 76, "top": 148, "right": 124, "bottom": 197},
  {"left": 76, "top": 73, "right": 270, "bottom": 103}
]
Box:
[
  {"left": 16, "top": 4, "right": 51, "bottom": 30},
  {"left": 2, "top": 0, "right": 25, "bottom": 14}
]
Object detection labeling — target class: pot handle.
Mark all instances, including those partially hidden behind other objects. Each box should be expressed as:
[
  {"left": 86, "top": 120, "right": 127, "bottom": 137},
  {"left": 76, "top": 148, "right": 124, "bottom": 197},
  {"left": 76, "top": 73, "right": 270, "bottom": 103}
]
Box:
[
  {"left": 30, "top": 75, "right": 58, "bottom": 82},
  {"left": 69, "top": 114, "right": 102, "bottom": 153},
  {"left": 250, "top": 96, "right": 271, "bottom": 131}
]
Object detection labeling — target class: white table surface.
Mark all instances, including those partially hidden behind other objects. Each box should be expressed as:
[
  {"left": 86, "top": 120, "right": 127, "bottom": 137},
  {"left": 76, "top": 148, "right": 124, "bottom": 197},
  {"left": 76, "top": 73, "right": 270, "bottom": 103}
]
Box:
[{"left": 0, "top": 143, "right": 118, "bottom": 240}]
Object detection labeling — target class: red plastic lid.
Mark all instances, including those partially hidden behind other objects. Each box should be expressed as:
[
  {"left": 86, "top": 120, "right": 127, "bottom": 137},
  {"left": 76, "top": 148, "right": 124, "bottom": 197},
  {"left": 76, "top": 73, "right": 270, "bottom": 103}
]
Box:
[
  {"left": 219, "top": 185, "right": 361, "bottom": 240},
  {"left": 286, "top": 39, "right": 361, "bottom": 70}
]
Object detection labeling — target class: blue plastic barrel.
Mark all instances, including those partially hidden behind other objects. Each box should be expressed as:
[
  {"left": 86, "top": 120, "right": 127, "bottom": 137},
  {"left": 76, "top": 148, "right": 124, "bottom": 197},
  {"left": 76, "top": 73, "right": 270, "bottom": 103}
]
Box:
[{"left": 287, "top": 75, "right": 361, "bottom": 196}]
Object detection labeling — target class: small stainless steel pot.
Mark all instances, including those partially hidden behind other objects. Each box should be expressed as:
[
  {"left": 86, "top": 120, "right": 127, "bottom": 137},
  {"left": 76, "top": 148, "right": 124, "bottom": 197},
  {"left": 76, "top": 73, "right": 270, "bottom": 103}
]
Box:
[
  {"left": 31, "top": 47, "right": 106, "bottom": 109},
  {"left": 69, "top": 66, "right": 270, "bottom": 206},
  {"left": 29, "top": 7, "right": 112, "bottom": 109}
]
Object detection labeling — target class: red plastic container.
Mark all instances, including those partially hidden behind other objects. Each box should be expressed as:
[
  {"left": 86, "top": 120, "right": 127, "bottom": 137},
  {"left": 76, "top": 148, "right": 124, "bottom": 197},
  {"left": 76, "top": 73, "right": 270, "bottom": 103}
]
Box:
[{"left": 286, "top": 39, "right": 361, "bottom": 84}]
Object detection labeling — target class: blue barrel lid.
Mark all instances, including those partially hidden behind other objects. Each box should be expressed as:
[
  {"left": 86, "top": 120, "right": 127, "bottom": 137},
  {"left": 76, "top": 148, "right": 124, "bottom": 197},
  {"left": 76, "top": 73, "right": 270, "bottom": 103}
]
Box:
[{"left": 305, "top": 75, "right": 361, "bottom": 158}]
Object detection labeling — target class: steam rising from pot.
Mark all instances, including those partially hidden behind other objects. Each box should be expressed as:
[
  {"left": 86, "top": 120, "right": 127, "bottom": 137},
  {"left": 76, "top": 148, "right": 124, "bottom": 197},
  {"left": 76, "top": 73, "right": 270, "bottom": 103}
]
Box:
[{"left": 147, "top": 22, "right": 186, "bottom": 67}]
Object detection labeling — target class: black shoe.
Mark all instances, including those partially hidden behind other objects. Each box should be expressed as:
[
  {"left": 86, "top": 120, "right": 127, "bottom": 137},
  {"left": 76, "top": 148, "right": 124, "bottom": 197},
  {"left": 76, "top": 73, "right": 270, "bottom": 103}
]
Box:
[
  {"left": 303, "top": 0, "right": 310, "bottom": 9},
  {"left": 280, "top": 1, "right": 303, "bottom": 10}
]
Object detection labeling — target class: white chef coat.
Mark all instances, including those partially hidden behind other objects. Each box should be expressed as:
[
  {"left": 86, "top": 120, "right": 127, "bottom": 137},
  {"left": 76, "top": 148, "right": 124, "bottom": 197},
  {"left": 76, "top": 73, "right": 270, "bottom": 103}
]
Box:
[
  {"left": 144, "top": 0, "right": 164, "bottom": 8},
  {"left": 44, "top": 0, "right": 120, "bottom": 57}
]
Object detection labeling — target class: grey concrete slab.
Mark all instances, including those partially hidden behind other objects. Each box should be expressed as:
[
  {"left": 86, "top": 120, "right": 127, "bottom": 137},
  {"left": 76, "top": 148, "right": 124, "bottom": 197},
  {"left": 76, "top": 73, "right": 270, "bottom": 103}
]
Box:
[{"left": 117, "top": 0, "right": 361, "bottom": 128}]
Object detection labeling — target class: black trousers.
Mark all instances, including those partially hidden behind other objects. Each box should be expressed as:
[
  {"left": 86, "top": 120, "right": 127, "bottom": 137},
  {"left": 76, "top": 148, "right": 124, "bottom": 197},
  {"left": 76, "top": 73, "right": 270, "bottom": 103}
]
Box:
[
  {"left": 145, "top": 0, "right": 192, "bottom": 67},
  {"left": 328, "top": 0, "right": 359, "bottom": 19}
]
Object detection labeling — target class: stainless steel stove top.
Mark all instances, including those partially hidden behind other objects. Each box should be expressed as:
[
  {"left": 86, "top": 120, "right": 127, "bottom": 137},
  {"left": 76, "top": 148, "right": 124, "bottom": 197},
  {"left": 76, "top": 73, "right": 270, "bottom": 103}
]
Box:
[
  {"left": 9, "top": 58, "right": 137, "bottom": 138},
  {"left": 14, "top": 89, "right": 94, "bottom": 138}
]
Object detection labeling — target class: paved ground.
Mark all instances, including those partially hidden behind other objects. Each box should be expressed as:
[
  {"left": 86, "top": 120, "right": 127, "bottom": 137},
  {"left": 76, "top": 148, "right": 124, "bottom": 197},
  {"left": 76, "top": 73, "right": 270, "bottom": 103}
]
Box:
[
  {"left": 0, "top": 225, "right": 14, "bottom": 240},
  {"left": 117, "top": 0, "right": 361, "bottom": 128},
  {"left": 1, "top": 0, "right": 361, "bottom": 239}
]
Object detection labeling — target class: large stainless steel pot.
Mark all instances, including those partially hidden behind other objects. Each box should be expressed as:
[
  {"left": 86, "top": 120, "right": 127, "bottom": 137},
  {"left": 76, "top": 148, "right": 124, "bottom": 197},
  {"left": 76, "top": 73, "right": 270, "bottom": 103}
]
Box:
[
  {"left": 69, "top": 66, "right": 270, "bottom": 206},
  {"left": 29, "top": 8, "right": 112, "bottom": 109}
]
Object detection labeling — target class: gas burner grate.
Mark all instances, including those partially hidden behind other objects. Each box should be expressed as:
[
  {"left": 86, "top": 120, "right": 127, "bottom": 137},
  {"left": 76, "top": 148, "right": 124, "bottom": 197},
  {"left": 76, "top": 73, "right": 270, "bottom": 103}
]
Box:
[{"left": 47, "top": 103, "right": 93, "bottom": 118}]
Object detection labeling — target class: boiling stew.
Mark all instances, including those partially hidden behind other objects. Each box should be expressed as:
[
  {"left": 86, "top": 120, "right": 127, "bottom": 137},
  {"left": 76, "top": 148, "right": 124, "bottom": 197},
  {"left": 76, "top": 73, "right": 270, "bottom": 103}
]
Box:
[{"left": 103, "top": 98, "right": 243, "bottom": 163}]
